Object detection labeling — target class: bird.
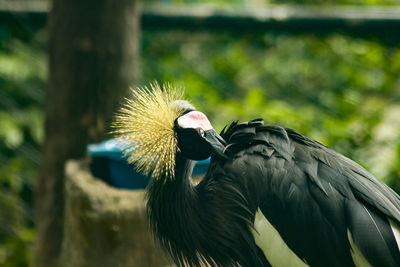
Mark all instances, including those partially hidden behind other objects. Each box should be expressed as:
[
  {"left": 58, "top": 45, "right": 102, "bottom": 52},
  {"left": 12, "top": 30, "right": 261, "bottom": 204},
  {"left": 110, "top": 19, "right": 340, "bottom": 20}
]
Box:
[{"left": 112, "top": 83, "right": 400, "bottom": 267}]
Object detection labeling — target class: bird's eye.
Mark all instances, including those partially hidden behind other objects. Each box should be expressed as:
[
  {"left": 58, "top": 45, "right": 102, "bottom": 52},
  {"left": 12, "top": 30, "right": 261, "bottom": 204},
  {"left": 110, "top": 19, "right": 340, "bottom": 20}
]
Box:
[{"left": 198, "top": 128, "right": 205, "bottom": 137}]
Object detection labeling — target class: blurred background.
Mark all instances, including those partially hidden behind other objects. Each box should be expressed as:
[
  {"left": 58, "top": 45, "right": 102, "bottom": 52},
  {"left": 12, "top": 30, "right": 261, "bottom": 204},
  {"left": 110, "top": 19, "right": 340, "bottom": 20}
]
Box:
[{"left": 1, "top": 0, "right": 400, "bottom": 266}]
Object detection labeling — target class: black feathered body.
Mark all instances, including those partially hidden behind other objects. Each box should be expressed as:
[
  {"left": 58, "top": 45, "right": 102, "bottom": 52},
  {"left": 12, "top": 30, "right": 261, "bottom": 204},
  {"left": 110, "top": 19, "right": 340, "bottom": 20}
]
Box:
[
  {"left": 147, "top": 152, "right": 270, "bottom": 266},
  {"left": 147, "top": 118, "right": 400, "bottom": 267},
  {"left": 220, "top": 119, "right": 400, "bottom": 266}
]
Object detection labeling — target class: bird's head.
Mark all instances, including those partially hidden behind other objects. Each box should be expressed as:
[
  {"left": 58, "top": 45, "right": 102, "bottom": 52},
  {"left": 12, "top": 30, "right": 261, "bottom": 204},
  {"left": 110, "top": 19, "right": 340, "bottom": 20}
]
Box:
[{"left": 112, "top": 82, "right": 226, "bottom": 180}]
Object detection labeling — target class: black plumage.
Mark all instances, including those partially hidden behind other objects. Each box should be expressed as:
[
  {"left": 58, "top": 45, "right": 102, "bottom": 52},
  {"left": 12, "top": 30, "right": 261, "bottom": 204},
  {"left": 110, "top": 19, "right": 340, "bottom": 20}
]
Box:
[
  {"left": 114, "top": 87, "right": 400, "bottom": 267},
  {"left": 147, "top": 117, "right": 400, "bottom": 267},
  {"left": 147, "top": 146, "right": 268, "bottom": 267}
]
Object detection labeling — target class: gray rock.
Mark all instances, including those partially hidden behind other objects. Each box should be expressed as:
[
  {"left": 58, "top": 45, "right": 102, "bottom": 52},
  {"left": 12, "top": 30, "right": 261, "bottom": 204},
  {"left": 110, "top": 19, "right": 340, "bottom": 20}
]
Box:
[{"left": 61, "top": 159, "right": 172, "bottom": 267}]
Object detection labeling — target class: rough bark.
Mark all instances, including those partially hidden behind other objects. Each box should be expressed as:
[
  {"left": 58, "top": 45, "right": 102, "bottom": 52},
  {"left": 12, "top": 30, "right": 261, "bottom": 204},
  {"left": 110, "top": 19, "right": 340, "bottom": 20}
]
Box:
[{"left": 33, "top": 0, "right": 139, "bottom": 266}]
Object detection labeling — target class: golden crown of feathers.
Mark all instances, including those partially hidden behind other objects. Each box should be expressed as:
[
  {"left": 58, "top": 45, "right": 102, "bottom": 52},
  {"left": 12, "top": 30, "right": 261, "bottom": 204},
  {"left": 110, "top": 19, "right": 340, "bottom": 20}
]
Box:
[{"left": 111, "top": 82, "right": 184, "bottom": 180}]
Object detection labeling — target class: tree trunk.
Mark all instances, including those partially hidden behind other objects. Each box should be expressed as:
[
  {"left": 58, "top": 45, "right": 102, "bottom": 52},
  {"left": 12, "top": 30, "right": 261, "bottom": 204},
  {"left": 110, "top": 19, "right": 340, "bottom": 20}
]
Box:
[{"left": 33, "top": 0, "right": 139, "bottom": 266}]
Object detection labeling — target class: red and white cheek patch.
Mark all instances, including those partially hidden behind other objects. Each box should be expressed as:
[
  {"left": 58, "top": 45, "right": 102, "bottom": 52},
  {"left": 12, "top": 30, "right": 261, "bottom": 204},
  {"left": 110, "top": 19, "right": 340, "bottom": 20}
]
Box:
[{"left": 177, "top": 111, "right": 213, "bottom": 131}]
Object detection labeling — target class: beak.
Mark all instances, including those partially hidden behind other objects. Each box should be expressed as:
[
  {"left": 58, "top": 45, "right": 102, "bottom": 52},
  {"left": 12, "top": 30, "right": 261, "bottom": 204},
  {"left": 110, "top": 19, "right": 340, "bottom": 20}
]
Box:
[{"left": 202, "top": 129, "right": 228, "bottom": 160}]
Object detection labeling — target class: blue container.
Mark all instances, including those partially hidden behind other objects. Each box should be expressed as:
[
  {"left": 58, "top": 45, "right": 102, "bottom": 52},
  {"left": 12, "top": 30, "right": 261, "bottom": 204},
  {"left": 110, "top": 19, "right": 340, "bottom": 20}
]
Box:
[
  {"left": 192, "top": 158, "right": 210, "bottom": 176},
  {"left": 87, "top": 139, "right": 210, "bottom": 189}
]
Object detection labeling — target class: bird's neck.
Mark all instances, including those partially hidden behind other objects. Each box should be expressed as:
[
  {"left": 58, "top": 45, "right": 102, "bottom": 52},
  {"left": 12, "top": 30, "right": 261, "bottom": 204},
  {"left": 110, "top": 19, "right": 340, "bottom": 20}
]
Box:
[
  {"left": 147, "top": 152, "right": 196, "bottom": 209},
  {"left": 146, "top": 152, "right": 200, "bottom": 264},
  {"left": 146, "top": 153, "right": 264, "bottom": 266}
]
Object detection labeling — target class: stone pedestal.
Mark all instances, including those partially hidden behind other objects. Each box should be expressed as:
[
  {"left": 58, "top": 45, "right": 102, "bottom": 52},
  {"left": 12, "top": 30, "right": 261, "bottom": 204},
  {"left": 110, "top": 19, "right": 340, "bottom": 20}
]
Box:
[{"left": 61, "top": 160, "right": 172, "bottom": 267}]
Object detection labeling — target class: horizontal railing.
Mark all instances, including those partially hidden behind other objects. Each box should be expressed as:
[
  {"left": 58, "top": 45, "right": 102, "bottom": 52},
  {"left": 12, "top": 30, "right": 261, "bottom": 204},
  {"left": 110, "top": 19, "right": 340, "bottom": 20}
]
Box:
[{"left": 1, "top": 2, "right": 400, "bottom": 42}]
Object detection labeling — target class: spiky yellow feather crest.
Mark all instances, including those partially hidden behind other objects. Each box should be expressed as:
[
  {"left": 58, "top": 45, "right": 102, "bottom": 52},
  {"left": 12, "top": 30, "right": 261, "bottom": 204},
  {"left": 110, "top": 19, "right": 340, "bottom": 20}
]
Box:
[{"left": 112, "top": 82, "right": 184, "bottom": 179}]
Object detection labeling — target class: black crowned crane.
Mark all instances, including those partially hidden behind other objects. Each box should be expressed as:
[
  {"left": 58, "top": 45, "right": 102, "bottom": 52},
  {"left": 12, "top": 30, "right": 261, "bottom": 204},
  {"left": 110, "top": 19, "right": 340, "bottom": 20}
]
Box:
[{"left": 113, "top": 83, "right": 400, "bottom": 267}]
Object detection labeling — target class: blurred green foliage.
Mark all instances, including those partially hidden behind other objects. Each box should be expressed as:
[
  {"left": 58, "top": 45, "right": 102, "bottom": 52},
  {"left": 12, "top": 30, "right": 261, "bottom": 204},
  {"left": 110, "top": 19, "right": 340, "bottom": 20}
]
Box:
[
  {"left": 1, "top": 1, "right": 400, "bottom": 266},
  {"left": 144, "top": 0, "right": 400, "bottom": 5},
  {"left": 0, "top": 21, "right": 45, "bottom": 266},
  {"left": 11, "top": 0, "right": 400, "bottom": 4},
  {"left": 141, "top": 31, "right": 400, "bottom": 186},
  {"left": 270, "top": 0, "right": 400, "bottom": 5}
]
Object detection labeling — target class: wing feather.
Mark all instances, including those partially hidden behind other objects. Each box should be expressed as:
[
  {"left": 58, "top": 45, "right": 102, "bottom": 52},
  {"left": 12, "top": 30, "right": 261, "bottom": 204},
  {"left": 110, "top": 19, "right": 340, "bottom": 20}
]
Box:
[{"left": 220, "top": 121, "right": 400, "bottom": 266}]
